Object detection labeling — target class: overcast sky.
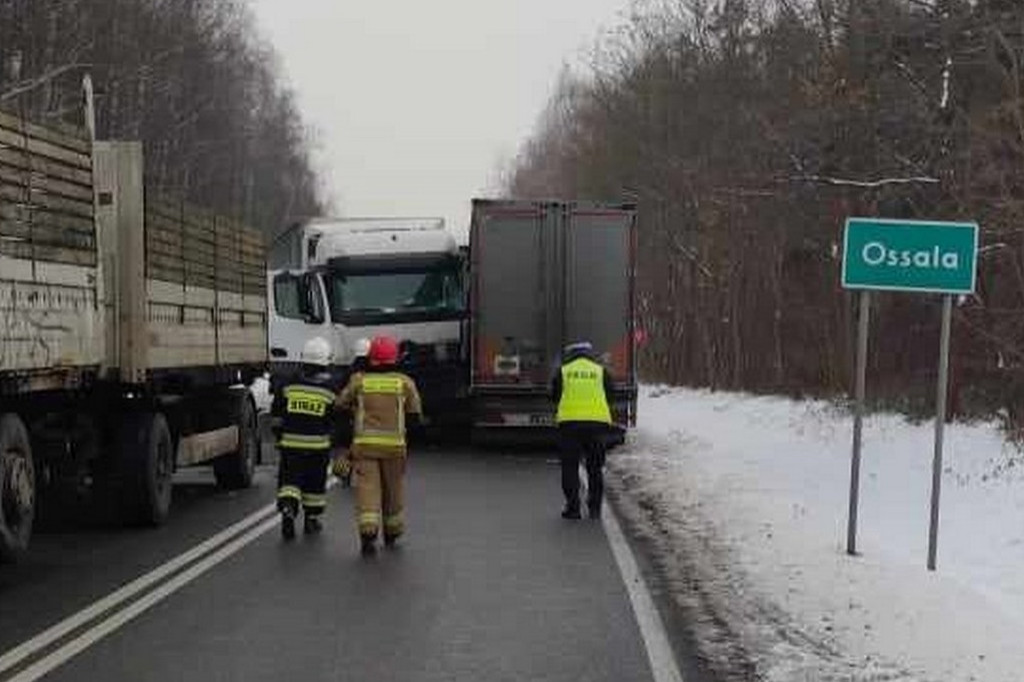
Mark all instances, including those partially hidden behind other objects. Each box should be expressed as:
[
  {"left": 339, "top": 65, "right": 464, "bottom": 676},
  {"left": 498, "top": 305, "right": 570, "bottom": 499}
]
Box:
[{"left": 247, "top": 0, "right": 632, "bottom": 240}]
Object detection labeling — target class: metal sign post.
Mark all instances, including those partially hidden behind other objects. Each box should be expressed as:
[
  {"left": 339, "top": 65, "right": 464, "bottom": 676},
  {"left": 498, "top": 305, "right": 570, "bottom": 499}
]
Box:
[
  {"left": 928, "top": 294, "right": 953, "bottom": 571},
  {"left": 847, "top": 290, "right": 870, "bottom": 556},
  {"left": 841, "top": 218, "right": 978, "bottom": 569}
]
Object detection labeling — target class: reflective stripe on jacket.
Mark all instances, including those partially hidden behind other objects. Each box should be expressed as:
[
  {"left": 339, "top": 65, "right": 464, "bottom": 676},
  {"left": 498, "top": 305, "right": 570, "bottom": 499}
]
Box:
[
  {"left": 556, "top": 358, "right": 613, "bottom": 425},
  {"left": 337, "top": 370, "right": 422, "bottom": 458},
  {"left": 354, "top": 374, "right": 406, "bottom": 448},
  {"left": 274, "top": 375, "right": 337, "bottom": 452}
]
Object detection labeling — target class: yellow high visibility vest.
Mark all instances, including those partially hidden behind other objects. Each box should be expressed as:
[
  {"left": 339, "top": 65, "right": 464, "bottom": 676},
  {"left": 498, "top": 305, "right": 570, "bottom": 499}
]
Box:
[
  {"left": 353, "top": 374, "right": 407, "bottom": 448},
  {"left": 556, "top": 358, "right": 612, "bottom": 425}
]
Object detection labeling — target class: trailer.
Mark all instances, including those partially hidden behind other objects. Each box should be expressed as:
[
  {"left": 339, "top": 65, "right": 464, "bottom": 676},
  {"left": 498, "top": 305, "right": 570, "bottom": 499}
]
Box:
[
  {"left": 0, "top": 112, "right": 266, "bottom": 561},
  {"left": 468, "top": 199, "right": 638, "bottom": 442}
]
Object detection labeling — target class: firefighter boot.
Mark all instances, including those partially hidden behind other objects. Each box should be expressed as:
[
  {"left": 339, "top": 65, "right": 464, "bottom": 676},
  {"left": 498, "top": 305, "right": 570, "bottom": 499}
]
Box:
[
  {"left": 304, "top": 514, "right": 323, "bottom": 535},
  {"left": 281, "top": 508, "right": 297, "bottom": 541},
  {"left": 561, "top": 504, "right": 582, "bottom": 520},
  {"left": 360, "top": 533, "right": 377, "bottom": 556}
]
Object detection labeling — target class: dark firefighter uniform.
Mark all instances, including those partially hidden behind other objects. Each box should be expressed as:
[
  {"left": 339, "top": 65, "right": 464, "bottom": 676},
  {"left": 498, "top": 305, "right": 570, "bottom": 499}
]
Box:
[
  {"left": 336, "top": 336, "right": 423, "bottom": 554},
  {"left": 272, "top": 371, "right": 338, "bottom": 537},
  {"left": 551, "top": 343, "right": 615, "bottom": 520}
]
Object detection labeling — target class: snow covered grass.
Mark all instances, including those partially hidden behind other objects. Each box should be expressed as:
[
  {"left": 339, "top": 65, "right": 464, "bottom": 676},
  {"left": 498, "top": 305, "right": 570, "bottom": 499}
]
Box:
[{"left": 609, "top": 386, "right": 1024, "bottom": 681}]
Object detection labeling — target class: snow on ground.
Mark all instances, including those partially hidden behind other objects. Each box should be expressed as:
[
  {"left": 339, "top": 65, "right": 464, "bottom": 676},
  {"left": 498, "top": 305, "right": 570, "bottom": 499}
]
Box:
[{"left": 608, "top": 386, "right": 1024, "bottom": 682}]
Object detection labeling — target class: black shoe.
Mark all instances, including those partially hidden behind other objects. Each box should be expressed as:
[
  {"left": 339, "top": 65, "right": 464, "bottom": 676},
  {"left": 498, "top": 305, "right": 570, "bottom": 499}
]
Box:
[
  {"left": 341, "top": 474, "right": 352, "bottom": 488},
  {"left": 561, "top": 506, "right": 582, "bottom": 520},
  {"left": 587, "top": 504, "right": 602, "bottom": 520},
  {"left": 360, "top": 534, "right": 378, "bottom": 556},
  {"left": 384, "top": 533, "right": 401, "bottom": 549},
  {"left": 304, "top": 516, "right": 323, "bottom": 535},
  {"left": 281, "top": 513, "right": 296, "bottom": 540}
]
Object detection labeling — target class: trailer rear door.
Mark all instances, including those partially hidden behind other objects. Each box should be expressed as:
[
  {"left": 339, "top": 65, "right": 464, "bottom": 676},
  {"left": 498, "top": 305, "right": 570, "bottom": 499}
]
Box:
[
  {"left": 564, "top": 205, "right": 636, "bottom": 384},
  {"left": 470, "top": 201, "right": 559, "bottom": 388}
]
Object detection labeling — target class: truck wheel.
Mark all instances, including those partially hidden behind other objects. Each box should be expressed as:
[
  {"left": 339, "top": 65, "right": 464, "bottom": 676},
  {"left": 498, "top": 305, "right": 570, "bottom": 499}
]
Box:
[
  {"left": 0, "top": 414, "right": 35, "bottom": 562},
  {"left": 119, "top": 412, "right": 173, "bottom": 527},
  {"left": 213, "top": 397, "right": 257, "bottom": 490}
]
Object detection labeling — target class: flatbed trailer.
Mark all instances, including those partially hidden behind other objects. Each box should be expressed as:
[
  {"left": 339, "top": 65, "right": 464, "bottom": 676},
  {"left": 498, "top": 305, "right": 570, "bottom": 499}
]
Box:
[{"left": 0, "top": 113, "right": 267, "bottom": 561}]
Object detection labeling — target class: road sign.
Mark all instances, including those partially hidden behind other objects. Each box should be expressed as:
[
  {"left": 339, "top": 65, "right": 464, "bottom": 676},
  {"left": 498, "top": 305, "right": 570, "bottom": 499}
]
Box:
[
  {"left": 842, "top": 218, "right": 978, "bottom": 294},
  {"left": 841, "top": 216, "right": 981, "bottom": 571}
]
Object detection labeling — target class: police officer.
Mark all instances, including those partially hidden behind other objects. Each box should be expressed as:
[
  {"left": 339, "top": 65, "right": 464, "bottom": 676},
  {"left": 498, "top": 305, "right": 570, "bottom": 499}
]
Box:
[
  {"left": 272, "top": 337, "right": 338, "bottom": 539},
  {"left": 551, "top": 341, "right": 615, "bottom": 520},
  {"left": 336, "top": 335, "right": 423, "bottom": 555}
]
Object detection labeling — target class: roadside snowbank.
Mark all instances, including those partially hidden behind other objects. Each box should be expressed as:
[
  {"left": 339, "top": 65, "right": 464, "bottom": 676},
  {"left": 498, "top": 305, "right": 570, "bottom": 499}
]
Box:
[{"left": 609, "top": 386, "right": 1024, "bottom": 681}]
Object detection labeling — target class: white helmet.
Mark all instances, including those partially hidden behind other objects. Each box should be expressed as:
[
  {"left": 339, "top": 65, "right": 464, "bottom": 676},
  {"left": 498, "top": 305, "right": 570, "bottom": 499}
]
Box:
[
  {"left": 300, "top": 337, "right": 332, "bottom": 367},
  {"left": 353, "top": 337, "right": 371, "bottom": 358}
]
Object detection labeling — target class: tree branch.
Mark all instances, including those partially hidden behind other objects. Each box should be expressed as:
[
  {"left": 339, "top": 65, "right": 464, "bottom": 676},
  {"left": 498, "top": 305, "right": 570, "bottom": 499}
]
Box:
[
  {"left": 785, "top": 174, "right": 940, "bottom": 188},
  {"left": 0, "top": 63, "right": 92, "bottom": 103}
]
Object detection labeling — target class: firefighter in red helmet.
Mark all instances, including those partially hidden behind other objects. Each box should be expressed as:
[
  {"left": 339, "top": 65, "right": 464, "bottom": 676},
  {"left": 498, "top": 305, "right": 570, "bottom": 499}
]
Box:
[{"left": 335, "top": 335, "right": 423, "bottom": 555}]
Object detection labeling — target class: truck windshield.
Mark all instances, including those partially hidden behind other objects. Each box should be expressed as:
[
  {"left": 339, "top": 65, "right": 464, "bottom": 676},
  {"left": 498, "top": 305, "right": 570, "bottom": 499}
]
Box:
[{"left": 326, "top": 269, "right": 464, "bottom": 318}]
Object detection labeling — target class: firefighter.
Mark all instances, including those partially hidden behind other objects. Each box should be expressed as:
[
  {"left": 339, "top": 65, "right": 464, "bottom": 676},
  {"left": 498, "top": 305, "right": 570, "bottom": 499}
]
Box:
[
  {"left": 272, "top": 337, "right": 338, "bottom": 539},
  {"left": 335, "top": 335, "right": 423, "bottom": 555},
  {"left": 551, "top": 341, "right": 615, "bottom": 520},
  {"left": 330, "top": 338, "right": 372, "bottom": 487}
]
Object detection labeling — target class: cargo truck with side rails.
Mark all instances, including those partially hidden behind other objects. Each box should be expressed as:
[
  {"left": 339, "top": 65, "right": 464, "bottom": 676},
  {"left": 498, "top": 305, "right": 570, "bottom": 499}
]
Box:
[
  {"left": 0, "top": 111, "right": 267, "bottom": 561},
  {"left": 468, "top": 199, "right": 638, "bottom": 441}
]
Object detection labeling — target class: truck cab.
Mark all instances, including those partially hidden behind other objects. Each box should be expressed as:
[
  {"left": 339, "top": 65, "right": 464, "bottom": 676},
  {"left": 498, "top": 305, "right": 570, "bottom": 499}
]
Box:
[{"left": 268, "top": 218, "right": 468, "bottom": 424}]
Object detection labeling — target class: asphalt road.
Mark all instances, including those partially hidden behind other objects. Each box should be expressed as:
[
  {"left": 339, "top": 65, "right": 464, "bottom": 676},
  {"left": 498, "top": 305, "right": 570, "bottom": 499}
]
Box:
[{"left": 0, "top": 448, "right": 680, "bottom": 682}]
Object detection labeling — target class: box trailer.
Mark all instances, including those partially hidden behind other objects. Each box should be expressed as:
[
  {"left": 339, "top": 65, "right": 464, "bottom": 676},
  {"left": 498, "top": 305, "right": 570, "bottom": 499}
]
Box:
[{"left": 468, "top": 199, "right": 638, "bottom": 439}]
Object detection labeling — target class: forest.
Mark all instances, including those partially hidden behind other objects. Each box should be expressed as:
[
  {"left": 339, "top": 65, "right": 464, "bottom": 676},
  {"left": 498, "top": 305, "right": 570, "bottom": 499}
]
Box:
[
  {"left": 0, "top": 0, "right": 323, "bottom": 236},
  {"left": 509, "top": 0, "right": 1024, "bottom": 421}
]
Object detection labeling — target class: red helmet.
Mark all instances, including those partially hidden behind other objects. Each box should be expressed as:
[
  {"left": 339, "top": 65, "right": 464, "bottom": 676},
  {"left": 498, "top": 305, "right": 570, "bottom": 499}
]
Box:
[{"left": 368, "top": 335, "right": 399, "bottom": 366}]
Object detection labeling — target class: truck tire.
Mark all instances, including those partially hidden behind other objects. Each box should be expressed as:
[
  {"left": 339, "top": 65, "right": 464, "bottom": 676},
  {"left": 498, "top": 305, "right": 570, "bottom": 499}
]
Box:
[
  {"left": 213, "top": 396, "right": 257, "bottom": 490},
  {"left": 0, "top": 414, "right": 35, "bottom": 562},
  {"left": 119, "top": 412, "right": 173, "bottom": 527}
]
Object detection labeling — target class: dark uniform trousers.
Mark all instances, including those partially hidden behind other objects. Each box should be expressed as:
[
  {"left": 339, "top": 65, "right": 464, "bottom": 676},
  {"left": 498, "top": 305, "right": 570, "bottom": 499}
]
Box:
[
  {"left": 559, "top": 422, "right": 608, "bottom": 514},
  {"left": 277, "top": 448, "right": 329, "bottom": 517}
]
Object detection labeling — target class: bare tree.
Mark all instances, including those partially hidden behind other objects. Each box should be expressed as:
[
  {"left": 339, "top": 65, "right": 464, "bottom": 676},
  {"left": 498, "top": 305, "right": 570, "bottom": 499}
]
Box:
[
  {"left": 0, "top": 0, "right": 324, "bottom": 234},
  {"left": 508, "top": 0, "right": 1024, "bottom": 421}
]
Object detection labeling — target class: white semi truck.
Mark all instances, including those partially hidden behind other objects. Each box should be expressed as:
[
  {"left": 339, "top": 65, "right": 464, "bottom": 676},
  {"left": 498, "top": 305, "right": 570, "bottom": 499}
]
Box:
[
  {"left": 268, "top": 217, "right": 468, "bottom": 426},
  {"left": 0, "top": 111, "right": 266, "bottom": 560}
]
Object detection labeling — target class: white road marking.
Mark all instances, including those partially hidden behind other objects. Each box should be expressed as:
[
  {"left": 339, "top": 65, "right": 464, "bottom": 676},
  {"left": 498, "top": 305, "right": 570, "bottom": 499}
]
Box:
[
  {"left": 0, "top": 501, "right": 278, "bottom": 676},
  {"left": 603, "top": 502, "right": 685, "bottom": 682},
  {"left": 1, "top": 475, "right": 339, "bottom": 680},
  {"left": 7, "top": 515, "right": 280, "bottom": 682}
]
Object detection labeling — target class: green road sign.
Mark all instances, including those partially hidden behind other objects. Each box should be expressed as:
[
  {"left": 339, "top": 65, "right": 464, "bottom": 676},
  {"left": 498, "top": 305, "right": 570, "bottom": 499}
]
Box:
[{"left": 842, "top": 218, "right": 979, "bottom": 294}]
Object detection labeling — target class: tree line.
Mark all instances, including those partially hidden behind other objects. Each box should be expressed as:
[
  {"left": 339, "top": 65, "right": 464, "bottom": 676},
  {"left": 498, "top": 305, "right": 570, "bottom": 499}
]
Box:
[
  {"left": 508, "top": 0, "right": 1024, "bottom": 422},
  {"left": 0, "top": 0, "right": 323, "bottom": 236}
]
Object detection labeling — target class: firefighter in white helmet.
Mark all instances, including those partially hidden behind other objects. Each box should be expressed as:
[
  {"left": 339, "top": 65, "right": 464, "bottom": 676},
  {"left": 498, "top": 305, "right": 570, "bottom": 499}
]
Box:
[{"left": 271, "top": 337, "right": 339, "bottom": 539}]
